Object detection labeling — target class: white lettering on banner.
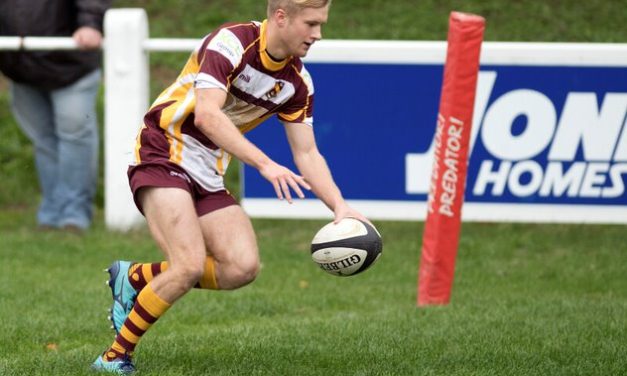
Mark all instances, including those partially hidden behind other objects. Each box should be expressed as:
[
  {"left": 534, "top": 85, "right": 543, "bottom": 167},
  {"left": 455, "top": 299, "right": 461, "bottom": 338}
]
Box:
[
  {"left": 509, "top": 161, "right": 544, "bottom": 197},
  {"left": 549, "top": 93, "right": 627, "bottom": 161},
  {"left": 604, "top": 164, "right": 627, "bottom": 197},
  {"left": 473, "top": 160, "right": 509, "bottom": 196},
  {"left": 406, "top": 71, "right": 627, "bottom": 201},
  {"left": 614, "top": 115, "right": 627, "bottom": 161},
  {"left": 540, "top": 162, "right": 585, "bottom": 197},
  {"left": 439, "top": 117, "right": 464, "bottom": 217},
  {"left": 473, "top": 160, "right": 627, "bottom": 198},
  {"left": 580, "top": 162, "right": 609, "bottom": 197},
  {"left": 426, "top": 115, "right": 465, "bottom": 217},
  {"left": 426, "top": 114, "right": 444, "bottom": 214},
  {"left": 481, "top": 89, "right": 557, "bottom": 160}
]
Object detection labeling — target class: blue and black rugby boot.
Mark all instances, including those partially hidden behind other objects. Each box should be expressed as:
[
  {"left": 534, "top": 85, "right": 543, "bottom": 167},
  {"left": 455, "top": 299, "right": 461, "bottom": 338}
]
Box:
[
  {"left": 106, "top": 261, "right": 138, "bottom": 334},
  {"left": 91, "top": 354, "right": 135, "bottom": 374}
]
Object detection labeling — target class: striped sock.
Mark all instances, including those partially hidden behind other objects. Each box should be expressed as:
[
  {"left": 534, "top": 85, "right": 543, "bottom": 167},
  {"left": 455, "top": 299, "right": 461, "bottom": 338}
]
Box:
[
  {"left": 196, "top": 257, "right": 219, "bottom": 289},
  {"left": 128, "top": 257, "right": 219, "bottom": 291},
  {"left": 104, "top": 284, "right": 171, "bottom": 361},
  {"left": 128, "top": 262, "right": 168, "bottom": 291}
]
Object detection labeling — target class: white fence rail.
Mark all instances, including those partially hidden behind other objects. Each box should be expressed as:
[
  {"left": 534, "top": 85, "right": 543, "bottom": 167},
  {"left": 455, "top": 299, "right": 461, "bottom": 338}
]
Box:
[
  {"left": 0, "top": 37, "right": 78, "bottom": 50},
  {"left": 2, "top": 8, "right": 627, "bottom": 230}
]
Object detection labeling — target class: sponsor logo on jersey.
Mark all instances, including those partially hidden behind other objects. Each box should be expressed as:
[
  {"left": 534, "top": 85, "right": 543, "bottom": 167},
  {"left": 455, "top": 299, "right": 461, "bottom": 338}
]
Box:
[
  {"left": 263, "top": 81, "right": 285, "bottom": 100},
  {"left": 233, "top": 64, "right": 295, "bottom": 105},
  {"left": 207, "top": 29, "right": 244, "bottom": 67}
]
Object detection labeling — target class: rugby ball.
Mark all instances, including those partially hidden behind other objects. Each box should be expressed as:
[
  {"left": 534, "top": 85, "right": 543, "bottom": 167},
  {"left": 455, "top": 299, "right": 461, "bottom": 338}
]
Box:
[{"left": 310, "top": 218, "right": 382, "bottom": 277}]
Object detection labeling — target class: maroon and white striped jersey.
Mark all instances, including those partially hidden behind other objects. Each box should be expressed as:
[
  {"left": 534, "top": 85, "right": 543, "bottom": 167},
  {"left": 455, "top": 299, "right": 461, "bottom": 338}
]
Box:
[{"left": 134, "top": 20, "right": 315, "bottom": 192}]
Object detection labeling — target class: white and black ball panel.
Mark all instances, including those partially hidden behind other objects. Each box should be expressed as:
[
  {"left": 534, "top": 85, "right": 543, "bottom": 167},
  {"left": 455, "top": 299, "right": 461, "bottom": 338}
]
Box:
[
  {"left": 311, "top": 218, "right": 382, "bottom": 277},
  {"left": 311, "top": 218, "right": 369, "bottom": 243}
]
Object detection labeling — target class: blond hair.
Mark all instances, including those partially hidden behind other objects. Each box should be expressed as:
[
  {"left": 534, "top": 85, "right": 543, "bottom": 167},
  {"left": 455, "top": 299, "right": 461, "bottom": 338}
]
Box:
[{"left": 267, "top": 0, "right": 331, "bottom": 16}]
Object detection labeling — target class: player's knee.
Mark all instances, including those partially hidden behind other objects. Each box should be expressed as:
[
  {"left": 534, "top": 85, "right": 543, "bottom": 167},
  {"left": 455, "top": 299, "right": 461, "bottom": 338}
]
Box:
[
  {"left": 224, "top": 256, "right": 260, "bottom": 289},
  {"left": 186, "top": 263, "right": 206, "bottom": 286},
  {"left": 239, "top": 257, "right": 260, "bottom": 284},
  {"left": 169, "top": 262, "right": 205, "bottom": 289}
]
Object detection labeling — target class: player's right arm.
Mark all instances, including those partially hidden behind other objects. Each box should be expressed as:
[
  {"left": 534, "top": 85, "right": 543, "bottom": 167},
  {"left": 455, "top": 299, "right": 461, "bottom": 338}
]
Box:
[{"left": 193, "top": 87, "right": 311, "bottom": 203}]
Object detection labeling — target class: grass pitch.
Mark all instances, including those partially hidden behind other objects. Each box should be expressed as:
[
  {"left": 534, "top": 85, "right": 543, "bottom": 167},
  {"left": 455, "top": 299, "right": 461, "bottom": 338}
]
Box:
[
  {"left": 1, "top": 2, "right": 626, "bottom": 375},
  {"left": 1, "top": 208, "right": 625, "bottom": 375}
]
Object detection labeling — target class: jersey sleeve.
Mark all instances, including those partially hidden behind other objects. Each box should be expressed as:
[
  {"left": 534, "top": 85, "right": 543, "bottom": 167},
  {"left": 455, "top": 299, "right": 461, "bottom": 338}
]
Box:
[
  {"left": 277, "top": 65, "right": 315, "bottom": 127},
  {"left": 195, "top": 27, "right": 246, "bottom": 91}
]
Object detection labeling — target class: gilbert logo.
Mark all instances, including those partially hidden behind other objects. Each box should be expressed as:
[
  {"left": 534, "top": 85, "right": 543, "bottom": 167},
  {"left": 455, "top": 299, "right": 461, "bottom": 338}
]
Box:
[
  {"left": 318, "top": 254, "right": 362, "bottom": 272},
  {"left": 238, "top": 73, "right": 251, "bottom": 83}
]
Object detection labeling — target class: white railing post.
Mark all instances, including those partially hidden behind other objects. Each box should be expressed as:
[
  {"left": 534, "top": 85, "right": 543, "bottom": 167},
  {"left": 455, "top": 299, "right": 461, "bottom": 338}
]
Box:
[{"left": 103, "top": 9, "right": 149, "bottom": 231}]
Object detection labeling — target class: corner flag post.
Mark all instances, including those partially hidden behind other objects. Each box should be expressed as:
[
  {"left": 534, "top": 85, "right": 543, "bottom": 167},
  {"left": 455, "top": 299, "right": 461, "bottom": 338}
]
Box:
[{"left": 417, "top": 12, "right": 485, "bottom": 306}]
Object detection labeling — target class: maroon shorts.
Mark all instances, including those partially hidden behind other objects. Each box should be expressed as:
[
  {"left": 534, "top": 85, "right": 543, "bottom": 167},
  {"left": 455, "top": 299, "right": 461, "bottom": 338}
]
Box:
[{"left": 127, "top": 161, "right": 238, "bottom": 217}]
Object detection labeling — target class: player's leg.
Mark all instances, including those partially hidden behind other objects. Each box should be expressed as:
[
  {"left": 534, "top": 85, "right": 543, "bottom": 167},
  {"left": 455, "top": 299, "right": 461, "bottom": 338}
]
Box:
[
  {"left": 198, "top": 204, "right": 260, "bottom": 290},
  {"left": 115, "top": 219, "right": 170, "bottom": 304},
  {"left": 127, "top": 261, "right": 169, "bottom": 290},
  {"left": 124, "top": 191, "right": 259, "bottom": 291},
  {"left": 105, "top": 187, "right": 173, "bottom": 335},
  {"left": 140, "top": 187, "right": 208, "bottom": 299},
  {"left": 105, "top": 191, "right": 239, "bottom": 334},
  {"left": 94, "top": 187, "right": 206, "bottom": 367}
]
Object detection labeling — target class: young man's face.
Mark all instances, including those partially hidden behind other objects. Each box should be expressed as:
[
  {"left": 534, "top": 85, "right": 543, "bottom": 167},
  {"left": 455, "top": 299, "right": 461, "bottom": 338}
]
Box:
[{"left": 283, "top": 5, "right": 329, "bottom": 57}]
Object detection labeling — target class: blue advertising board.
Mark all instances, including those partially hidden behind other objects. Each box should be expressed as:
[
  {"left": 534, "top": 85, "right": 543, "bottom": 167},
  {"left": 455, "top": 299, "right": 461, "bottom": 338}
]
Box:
[{"left": 241, "top": 41, "right": 627, "bottom": 223}]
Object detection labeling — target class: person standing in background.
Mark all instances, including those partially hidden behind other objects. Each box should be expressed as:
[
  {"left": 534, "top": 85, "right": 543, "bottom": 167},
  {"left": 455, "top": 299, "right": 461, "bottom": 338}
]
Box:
[{"left": 0, "top": 0, "right": 111, "bottom": 231}]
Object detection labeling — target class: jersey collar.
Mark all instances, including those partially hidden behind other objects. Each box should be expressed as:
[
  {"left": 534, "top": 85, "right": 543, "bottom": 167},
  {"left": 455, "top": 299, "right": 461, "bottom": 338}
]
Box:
[{"left": 259, "top": 19, "right": 290, "bottom": 72}]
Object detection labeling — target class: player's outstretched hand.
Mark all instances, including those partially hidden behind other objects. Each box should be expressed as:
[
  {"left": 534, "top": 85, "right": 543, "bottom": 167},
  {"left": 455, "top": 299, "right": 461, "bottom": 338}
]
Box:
[
  {"left": 332, "top": 202, "right": 372, "bottom": 226},
  {"left": 260, "top": 162, "right": 311, "bottom": 203}
]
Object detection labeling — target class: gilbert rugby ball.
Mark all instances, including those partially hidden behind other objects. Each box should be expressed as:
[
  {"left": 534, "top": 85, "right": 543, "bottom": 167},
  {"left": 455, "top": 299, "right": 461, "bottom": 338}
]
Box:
[{"left": 310, "top": 218, "right": 382, "bottom": 276}]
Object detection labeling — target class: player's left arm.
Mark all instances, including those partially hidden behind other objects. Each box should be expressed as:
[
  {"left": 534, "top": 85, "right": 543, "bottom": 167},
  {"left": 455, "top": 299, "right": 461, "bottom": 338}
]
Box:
[{"left": 284, "top": 122, "right": 369, "bottom": 224}]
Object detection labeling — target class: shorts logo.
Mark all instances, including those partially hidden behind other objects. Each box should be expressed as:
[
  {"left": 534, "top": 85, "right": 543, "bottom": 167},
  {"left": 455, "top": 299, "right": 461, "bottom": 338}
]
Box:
[{"left": 170, "top": 170, "right": 191, "bottom": 183}]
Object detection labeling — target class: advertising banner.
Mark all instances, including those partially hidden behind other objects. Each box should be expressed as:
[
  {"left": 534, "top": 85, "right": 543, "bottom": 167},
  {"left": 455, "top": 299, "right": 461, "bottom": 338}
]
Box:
[{"left": 241, "top": 42, "right": 627, "bottom": 223}]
